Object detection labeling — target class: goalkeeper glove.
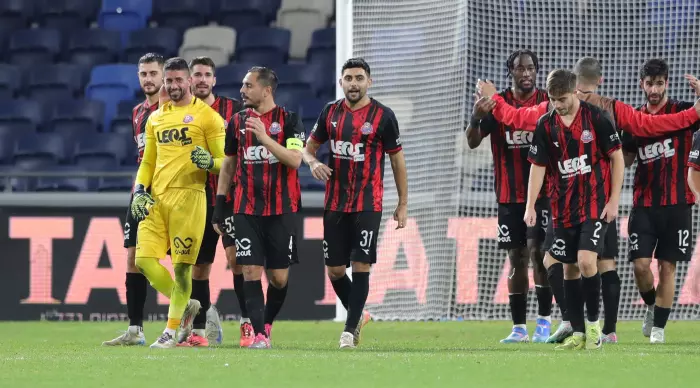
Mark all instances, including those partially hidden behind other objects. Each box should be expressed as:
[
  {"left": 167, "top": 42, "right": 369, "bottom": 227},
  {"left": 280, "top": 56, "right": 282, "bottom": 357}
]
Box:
[
  {"left": 190, "top": 145, "right": 214, "bottom": 170},
  {"left": 211, "top": 194, "right": 227, "bottom": 235},
  {"left": 130, "top": 184, "right": 155, "bottom": 221}
]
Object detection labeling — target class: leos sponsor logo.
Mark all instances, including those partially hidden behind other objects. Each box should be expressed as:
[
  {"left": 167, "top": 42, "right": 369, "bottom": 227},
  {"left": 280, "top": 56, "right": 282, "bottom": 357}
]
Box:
[
  {"left": 558, "top": 154, "right": 591, "bottom": 177},
  {"left": 505, "top": 131, "right": 533, "bottom": 148},
  {"left": 244, "top": 146, "right": 279, "bottom": 164},
  {"left": 330, "top": 140, "right": 364, "bottom": 162},
  {"left": 638, "top": 139, "right": 674, "bottom": 163}
]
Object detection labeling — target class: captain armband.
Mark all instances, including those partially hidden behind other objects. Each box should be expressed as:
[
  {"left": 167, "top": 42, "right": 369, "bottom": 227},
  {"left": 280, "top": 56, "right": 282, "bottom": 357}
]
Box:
[{"left": 286, "top": 137, "right": 304, "bottom": 151}]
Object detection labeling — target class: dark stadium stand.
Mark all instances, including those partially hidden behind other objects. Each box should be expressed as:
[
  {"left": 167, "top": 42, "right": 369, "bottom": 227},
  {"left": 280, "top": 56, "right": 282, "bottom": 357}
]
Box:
[{"left": 0, "top": 0, "right": 335, "bottom": 192}]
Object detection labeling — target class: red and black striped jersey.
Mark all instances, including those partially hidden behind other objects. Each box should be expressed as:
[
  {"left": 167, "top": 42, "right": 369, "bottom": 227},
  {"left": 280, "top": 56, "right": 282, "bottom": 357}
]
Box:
[
  {"left": 206, "top": 95, "right": 243, "bottom": 206},
  {"left": 528, "top": 101, "right": 621, "bottom": 228},
  {"left": 687, "top": 131, "right": 700, "bottom": 170},
  {"left": 131, "top": 100, "right": 158, "bottom": 164},
  {"left": 309, "top": 98, "right": 402, "bottom": 213},
  {"left": 621, "top": 99, "right": 699, "bottom": 207},
  {"left": 225, "top": 106, "right": 304, "bottom": 216},
  {"left": 479, "top": 88, "right": 549, "bottom": 203}
]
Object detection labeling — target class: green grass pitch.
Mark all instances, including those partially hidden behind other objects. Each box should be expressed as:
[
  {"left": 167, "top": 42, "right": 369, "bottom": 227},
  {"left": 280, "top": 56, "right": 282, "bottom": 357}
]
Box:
[{"left": 1, "top": 321, "right": 699, "bottom": 387}]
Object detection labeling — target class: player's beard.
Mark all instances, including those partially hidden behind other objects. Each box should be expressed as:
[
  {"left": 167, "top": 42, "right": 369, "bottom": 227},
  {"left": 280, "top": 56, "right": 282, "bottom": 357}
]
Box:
[
  {"left": 194, "top": 84, "right": 211, "bottom": 100},
  {"left": 142, "top": 83, "right": 159, "bottom": 97},
  {"left": 645, "top": 90, "right": 665, "bottom": 105},
  {"left": 345, "top": 88, "right": 363, "bottom": 103},
  {"left": 167, "top": 86, "right": 184, "bottom": 102},
  {"left": 241, "top": 94, "right": 258, "bottom": 109},
  {"left": 517, "top": 78, "right": 534, "bottom": 94}
]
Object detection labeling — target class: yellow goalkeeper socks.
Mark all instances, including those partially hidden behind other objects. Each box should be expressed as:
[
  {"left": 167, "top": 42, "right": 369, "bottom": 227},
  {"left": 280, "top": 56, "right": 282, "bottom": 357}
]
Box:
[
  {"left": 134, "top": 257, "right": 173, "bottom": 299},
  {"left": 168, "top": 263, "right": 193, "bottom": 322}
]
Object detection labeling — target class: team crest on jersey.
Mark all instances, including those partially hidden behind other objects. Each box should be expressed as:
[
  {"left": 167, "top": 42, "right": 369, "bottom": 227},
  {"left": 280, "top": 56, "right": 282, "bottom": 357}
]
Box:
[
  {"left": 581, "top": 130, "right": 594, "bottom": 143},
  {"left": 269, "top": 122, "right": 281, "bottom": 135},
  {"left": 361, "top": 122, "right": 373, "bottom": 135},
  {"left": 183, "top": 115, "right": 194, "bottom": 123}
]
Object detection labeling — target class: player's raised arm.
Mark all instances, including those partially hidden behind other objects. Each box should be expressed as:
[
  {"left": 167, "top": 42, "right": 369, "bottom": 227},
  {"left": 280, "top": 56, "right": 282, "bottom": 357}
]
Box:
[
  {"left": 687, "top": 132, "right": 700, "bottom": 205},
  {"left": 476, "top": 79, "right": 549, "bottom": 131},
  {"left": 465, "top": 97, "right": 497, "bottom": 148},
  {"left": 383, "top": 110, "right": 407, "bottom": 229},
  {"left": 131, "top": 115, "right": 157, "bottom": 220},
  {"left": 613, "top": 98, "right": 700, "bottom": 138}
]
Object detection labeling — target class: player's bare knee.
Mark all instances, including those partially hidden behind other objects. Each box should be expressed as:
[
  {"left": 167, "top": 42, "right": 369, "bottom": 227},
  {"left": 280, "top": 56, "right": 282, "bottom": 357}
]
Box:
[
  {"left": 577, "top": 251, "right": 598, "bottom": 276},
  {"left": 598, "top": 258, "right": 616, "bottom": 273},
  {"left": 507, "top": 248, "right": 528, "bottom": 269},
  {"left": 659, "top": 260, "right": 676, "bottom": 279},
  {"left": 543, "top": 252, "right": 560, "bottom": 269},
  {"left": 633, "top": 259, "right": 651, "bottom": 277},
  {"left": 242, "top": 265, "right": 263, "bottom": 281},
  {"left": 563, "top": 263, "right": 581, "bottom": 280},
  {"left": 351, "top": 261, "right": 371, "bottom": 273},
  {"left": 126, "top": 248, "right": 139, "bottom": 273},
  {"left": 326, "top": 265, "right": 347, "bottom": 280},
  {"left": 266, "top": 269, "right": 288, "bottom": 289},
  {"left": 193, "top": 263, "right": 211, "bottom": 280}
]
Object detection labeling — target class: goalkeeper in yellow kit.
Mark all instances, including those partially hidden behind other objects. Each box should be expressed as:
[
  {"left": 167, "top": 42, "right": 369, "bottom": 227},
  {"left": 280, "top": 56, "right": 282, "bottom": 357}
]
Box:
[{"left": 130, "top": 57, "right": 227, "bottom": 348}]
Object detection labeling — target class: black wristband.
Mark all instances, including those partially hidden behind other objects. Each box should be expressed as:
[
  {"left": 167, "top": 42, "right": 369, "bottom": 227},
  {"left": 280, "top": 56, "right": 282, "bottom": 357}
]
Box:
[
  {"left": 133, "top": 184, "right": 145, "bottom": 194},
  {"left": 470, "top": 117, "right": 481, "bottom": 128},
  {"left": 215, "top": 194, "right": 227, "bottom": 210}
]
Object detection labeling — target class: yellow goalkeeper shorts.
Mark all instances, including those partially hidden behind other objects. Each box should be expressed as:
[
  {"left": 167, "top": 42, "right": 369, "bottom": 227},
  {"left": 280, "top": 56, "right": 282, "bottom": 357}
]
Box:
[{"left": 135, "top": 188, "right": 206, "bottom": 265}]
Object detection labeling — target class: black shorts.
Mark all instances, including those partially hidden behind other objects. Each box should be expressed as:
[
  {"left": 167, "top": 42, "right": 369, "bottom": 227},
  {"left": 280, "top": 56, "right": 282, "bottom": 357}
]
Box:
[
  {"left": 627, "top": 205, "right": 693, "bottom": 263},
  {"left": 323, "top": 211, "right": 383, "bottom": 267},
  {"left": 546, "top": 219, "right": 609, "bottom": 264},
  {"left": 497, "top": 198, "right": 550, "bottom": 250},
  {"left": 233, "top": 213, "right": 299, "bottom": 269},
  {"left": 195, "top": 204, "right": 220, "bottom": 265},
  {"left": 123, "top": 194, "right": 138, "bottom": 248},
  {"left": 600, "top": 219, "right": 619, "bottom": 259}
]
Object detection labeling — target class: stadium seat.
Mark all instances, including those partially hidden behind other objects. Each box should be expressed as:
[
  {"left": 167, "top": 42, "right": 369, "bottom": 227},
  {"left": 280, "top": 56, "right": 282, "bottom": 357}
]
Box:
[
  {"left": 307, "top": 48, "right": 334, "bottom": 67},
  {"left": 153, "top": 0, "right": 211, "bottom": 34},
  {"left": 0, "top": 99, "right": 42, "bottom": 134},
  {"left": 74, "top": 133, "right": 128, "bottom": 165},
  {"left": 14, "top": 132, "right": 68, "bottom": 164},
  {"left": 48, "top": 99, "right": 104, "bottom": 139},
  {"left": 123, "top": 28, "right": 179, "bottom": 63},
  {"left": 281, "top": 0, "right": 334, "bottom": 19},
  {"left": 0, "top": 64, "right": 21, "bottom": 99},
  {"left": 66, "top": 29, "right": 121, "bottom": 67},
  {"left": 179, "top": 26, "right": 236, "bottom": 67},
  {"left": 275, "top": 64, "right": 316, "bottom": 96},
  {"left": 26, "top": 65, "right": 84, "bottom": 104},
  {"left": 307, "top": 28, "right": 335, "bottom": 62},
  {"left": 99, "top": 0, "right": 151, "bottom": 34},
  {"left": 302, "top": 118, "right": 316, "bottom": 135},
  {"left": 216, "top": 0, "right": 269, "bottom": 32},
  {"left": 111, "top": 100, "right": 139, "bottom": 135},
  {"left": 36, "top": 0, "right": 99, "bottom": 32},
  {"left": 275, "top": 89, "right": 314, "bottom": 112},
  {"left": 299, "top": 97, "right": 326, "bottom": 121},
  {"left": 86, "top": 64, "right": 139, "bottom": 129},
  {"left": 8, "top": 28, "right": 62, "bottom": 66},
  {"left": 0, "top": 0, "right": 32, "bottom": 36},
  {"left": 214, "top": 86, "right": 241, "bottom": 101},
  {"left": 277, "top": 9, "right": 326, "bottom": 59},
  {"left": 0, "top": 131, "right": 16, "bottom": 164},
  {"left": 216, "top": 63, "right": 256, "bottom": 88},
  {"left": 235, "top": 27, "right": 291, "bottom": 65}
]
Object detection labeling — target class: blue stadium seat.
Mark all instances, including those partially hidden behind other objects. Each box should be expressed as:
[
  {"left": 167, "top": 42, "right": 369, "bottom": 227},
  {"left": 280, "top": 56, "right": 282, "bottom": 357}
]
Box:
[
  {"left": 216, "top": 63, "right": 257, "bottom": 88},
  {"left": 0, "top": 64, "right": 21, "bottom": 99},
  {"left": 118, "top": 100, "right": 139, "bottom": 115},
  {"left": 299, "top": 98, "right": 325, "bottom": 121},
  {"left": 48, "top": 99, "right": 104, "bottom": 139},
  {"left": 15, "top": 133, "right": 68, "bottom": 164},
  {"left": 275, "top": 90, "right": 314, "bottom": 112},
  {"left": 0, "top": 0, "right": 32, "bottom": 36},
  {"left": 123, "top": 28, "right": 179, "bottom": 63},
  {"left": 36, "top": 0, "right": 98, "bottom": 32},
  {"left": 99, "top": 0, "right": 151, "bottom": 34},
  {"left": 86, "top": 64, "right": 139, "bottom": 129},
  {"left": 0, "top": 99, "right": 42, "bottom": 133},
  {"left": 215, "top": 86, "right": 241, "bottom": 101},
  {"left": 0, "top": 131, "right": 16, "bottom": 164},
  {"left": 302, "top": 118, "right": 315, "bottom": 135},
  {"left": 216, "top": 0, "right": 270, "bottom": 31},
  {"left": 275, "top": 64, "right": 315, "bottom": 96},
  {"left": 8, "top": 28, "right": 62, "bottom": 66},
  {"left": 111, "top": 100, "right": 139, "bottom": 134},
  {"left": 308, "top": 48, "right": 334, "bottom": 67},
  {"left": 26, "top": 64, "right": 84, "bottom": 104},
  {"left": 66, "top": 29, "right": 121, "bottom": 67},
  {"left": 307, "top": 28, "right": 335, "bottom": 62},
  {"left": 74, "top": 133, "right": 128, "bottom": 165},
  {"left": 235, "top": 27, "right": 291, "bottom": 65},
  {"left": 153, "top": 0, "right": 210, "bottom": 34}
]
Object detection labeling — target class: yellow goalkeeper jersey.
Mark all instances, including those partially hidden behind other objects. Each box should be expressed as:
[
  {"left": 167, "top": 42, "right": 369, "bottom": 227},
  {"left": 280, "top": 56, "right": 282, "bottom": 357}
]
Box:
[{"left": 136, "top": 96, "right": 226, "bottom": 197}]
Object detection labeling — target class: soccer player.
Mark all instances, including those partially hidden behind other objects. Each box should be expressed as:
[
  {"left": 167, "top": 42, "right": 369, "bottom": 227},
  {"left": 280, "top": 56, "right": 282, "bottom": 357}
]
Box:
[
  {"left": 301, "top": 58, "right": 408, "bottom": 349},
  {"left": 526, "top": 69, "right": 624, "bottom": 350},
  {"left": 478, "top": 59, "right": 700, "bottom": 343},
  {"left": 103, "top": 53, "right": 163, "bottom": 347},
  {"left": 131, "top": 57, "right": 227, "bottom": 348},
  {"left": 465, "top": 50, "right": 553, "bottom": 343},
  {"left": 620, "top": 59, "right": 700, "bottom": 344},
  {"left": 213, "top": 66, "right": 304, "bottom": 349},
  {"left": 174, "top": 56, "right": 246, "bottom": 347}
]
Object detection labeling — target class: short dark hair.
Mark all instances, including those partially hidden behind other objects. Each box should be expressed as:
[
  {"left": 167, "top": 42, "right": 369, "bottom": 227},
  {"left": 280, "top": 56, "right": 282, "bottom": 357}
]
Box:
[
  {"left": 639, "top": 58, "right": 669, "bottom": 80},
  {"left": 163, "top": 57, "right": 190, "bottom": 73},
  {"left": 341, "top": 58, "right": 371, "bottom": 76},
  {"left": 506, "top": 49, "right": 540, "bottom": 77},
  {"left": 138, "top": 53, "right": 164, "bottom": 66},
  {"left": 248, "top": 66, "right": 278, "bottom": 93},
  {"left": 573, "top": 57, "right": 602, "bottom": 83},
  {"left": 546, "top": 69, "right": 577, "bottom": 96},
  {"left": 189, "top": 56, "right": 216, "bottom": 73}
]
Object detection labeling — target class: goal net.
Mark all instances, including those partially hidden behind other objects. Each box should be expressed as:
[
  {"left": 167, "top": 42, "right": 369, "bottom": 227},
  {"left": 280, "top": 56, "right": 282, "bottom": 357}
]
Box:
[{"left": 352, "top": 0, "right": 700, "bottom": 320}]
